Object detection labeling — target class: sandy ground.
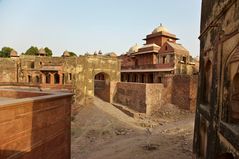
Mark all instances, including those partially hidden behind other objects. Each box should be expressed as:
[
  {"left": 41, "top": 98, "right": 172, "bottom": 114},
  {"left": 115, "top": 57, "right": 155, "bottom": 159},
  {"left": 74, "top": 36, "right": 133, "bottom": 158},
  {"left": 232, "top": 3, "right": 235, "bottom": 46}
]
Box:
[{"left": 71, "top": 97, "right": 195, "bottom": 159}]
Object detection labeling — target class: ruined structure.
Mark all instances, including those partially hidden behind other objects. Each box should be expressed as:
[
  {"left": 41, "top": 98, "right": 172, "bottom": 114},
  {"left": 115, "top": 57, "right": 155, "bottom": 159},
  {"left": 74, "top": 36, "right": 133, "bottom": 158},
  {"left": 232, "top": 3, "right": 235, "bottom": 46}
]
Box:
[
  {"left": 193, "top": 0, "right": 239, "bottom": 158},
  {"left": 120, "top": 24, "right": 199, "bottom": 83},
  {"left": 0, "top": 54, "right": 120, "bottom": 104}
]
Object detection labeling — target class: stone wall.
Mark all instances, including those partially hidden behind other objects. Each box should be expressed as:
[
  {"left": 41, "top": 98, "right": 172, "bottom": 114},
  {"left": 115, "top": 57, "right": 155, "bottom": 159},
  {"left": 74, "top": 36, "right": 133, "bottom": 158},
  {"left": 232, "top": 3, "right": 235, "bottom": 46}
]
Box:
[
  {"left": 112, "top": 82, "right": 163, "bottom": 115},
  {"left": 0, "top": 58, "right": 17, "bottom": 83},
  {"left": 0, "top": 55, "right": 121, "bottom": 105},
  {"left": 172, "top": 75, "right": 198, "bottom": 111},
  {"left": 0, "top": 89, "right": 72, "bottom": 159},
  {"left": 194, "top": 0, "right": 239, "bottom": 158}
]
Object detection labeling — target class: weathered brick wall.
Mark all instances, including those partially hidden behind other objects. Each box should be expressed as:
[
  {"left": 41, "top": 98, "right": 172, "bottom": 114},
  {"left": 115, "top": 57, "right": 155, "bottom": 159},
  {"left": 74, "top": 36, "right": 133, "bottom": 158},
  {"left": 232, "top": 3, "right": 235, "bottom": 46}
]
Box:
[
  {"left": 0, "top": 90, "right": 72, "bottom": 159},
  {"left": 0, "top": 58, "right": 17, "bottom": 83},
  {"left": 112, "top": 82, "right": 163, "bottom": 115},
  {"left": 113, "top": 82, "right": 147, "bottom": 113},
  {"left": 145, "top": 84, "right": 164, "bottom": 116},
  {"left": 172, "top": 75, "right": 198, "bottom": 111},
  {"left": 161, "top": 75, "right": 174, "bottom": 105}
]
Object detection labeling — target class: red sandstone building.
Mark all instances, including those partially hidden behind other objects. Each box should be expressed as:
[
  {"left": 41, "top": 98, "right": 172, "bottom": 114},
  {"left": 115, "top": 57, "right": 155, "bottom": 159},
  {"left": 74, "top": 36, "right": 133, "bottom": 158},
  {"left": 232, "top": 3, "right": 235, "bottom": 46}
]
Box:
[{"left": 120, "top": 24, "right": 198, "bottom": 83}]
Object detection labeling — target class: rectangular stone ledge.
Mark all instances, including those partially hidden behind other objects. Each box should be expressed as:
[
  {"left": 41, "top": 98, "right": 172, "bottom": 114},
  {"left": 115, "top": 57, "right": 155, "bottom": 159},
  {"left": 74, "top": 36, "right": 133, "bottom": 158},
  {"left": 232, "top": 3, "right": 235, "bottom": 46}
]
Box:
[{"left": 0, "top": 89, "right": 73, "bottom": 108}]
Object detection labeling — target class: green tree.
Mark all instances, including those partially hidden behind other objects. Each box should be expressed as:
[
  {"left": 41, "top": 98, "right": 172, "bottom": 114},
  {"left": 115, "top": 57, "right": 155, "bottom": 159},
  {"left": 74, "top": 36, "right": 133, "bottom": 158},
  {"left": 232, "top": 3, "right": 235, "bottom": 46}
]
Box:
[
  {"left": 25, "top": 46, "right": 38, "bottom": 55},
  {"left": 44, "top": 47, "right": 53, "bottom": 56},
  {"left": 0, "top": 47, "right": 13, "bottom": 57}
]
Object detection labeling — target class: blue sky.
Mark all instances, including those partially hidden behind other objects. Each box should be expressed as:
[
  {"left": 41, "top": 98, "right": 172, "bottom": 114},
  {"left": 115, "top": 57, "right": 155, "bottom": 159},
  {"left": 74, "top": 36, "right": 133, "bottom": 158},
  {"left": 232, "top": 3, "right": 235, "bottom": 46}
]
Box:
[{"left": 0, "top": 0, "right": 201, "bottom": 56}]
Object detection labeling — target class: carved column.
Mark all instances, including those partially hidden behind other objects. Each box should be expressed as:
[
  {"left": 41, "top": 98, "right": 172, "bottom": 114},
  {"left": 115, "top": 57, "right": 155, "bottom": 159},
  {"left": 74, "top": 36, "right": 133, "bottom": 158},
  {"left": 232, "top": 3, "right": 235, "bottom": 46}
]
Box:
[{"left": 50, "top": 73, "right": 54, "bottom": 85}]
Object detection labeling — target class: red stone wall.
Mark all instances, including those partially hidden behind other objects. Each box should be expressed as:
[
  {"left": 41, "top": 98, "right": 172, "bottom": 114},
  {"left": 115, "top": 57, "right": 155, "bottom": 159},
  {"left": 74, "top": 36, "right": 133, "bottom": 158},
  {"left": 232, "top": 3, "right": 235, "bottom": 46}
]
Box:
[
  {"left": 171, "top": 75, "right": 198, "bottom": 111},
  {"left": 0, "top": 91, "right": 72, "bottom": 159},
  {"left": 120, "top": 55, "right": 135, "bottom": 67},
  {"left": 112, "top": 82, "right": 163, "bottom": 115},
  {"left": 146, "top": 37, "right": 163, "bottom": 46},
  {"left": 136, "top": 54, "right": 154, "bottom": 65}
]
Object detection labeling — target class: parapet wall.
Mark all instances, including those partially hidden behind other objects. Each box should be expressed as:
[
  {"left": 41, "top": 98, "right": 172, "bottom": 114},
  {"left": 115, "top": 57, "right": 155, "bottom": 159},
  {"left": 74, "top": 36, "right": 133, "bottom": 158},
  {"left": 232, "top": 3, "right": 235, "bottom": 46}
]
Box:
[
  {"left": 0, "top": 89, "right": 72, "bottom": 159},
  {"left": 112, "top": 75, "right": 198, "bottom": 115}
]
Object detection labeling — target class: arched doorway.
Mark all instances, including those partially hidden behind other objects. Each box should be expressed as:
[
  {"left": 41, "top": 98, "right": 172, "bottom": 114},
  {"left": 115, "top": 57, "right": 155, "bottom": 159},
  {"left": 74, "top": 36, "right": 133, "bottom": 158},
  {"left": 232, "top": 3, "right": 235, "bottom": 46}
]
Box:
[
  {"left": 35, "top": 76, "right": 40, "bottom": 84},
  {"left": 54, "top": 73, "right": 60, "bottom": 84},
  {"left": 94, "top": 72, "right": 110, "bottom": 102}
]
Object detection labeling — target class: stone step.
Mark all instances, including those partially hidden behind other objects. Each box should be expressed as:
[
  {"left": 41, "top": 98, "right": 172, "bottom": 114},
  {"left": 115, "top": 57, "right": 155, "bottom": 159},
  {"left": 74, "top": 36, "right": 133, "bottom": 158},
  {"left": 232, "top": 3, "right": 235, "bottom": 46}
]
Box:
[{"left": 112, "top": 102, "right": 145, "bottom": 119}]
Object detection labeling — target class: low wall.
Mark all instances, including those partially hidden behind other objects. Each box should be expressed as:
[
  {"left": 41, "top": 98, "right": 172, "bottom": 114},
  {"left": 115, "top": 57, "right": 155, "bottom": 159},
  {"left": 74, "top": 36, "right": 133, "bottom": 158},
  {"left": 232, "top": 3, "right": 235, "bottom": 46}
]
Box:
[
  {"left": 112, "top": 82, "right": 163, "bottom": 115},
  {"left": 112, "top": 74, "right": 198, "bottom": 116},
  {"left": 172, "top": 75, "right": 198, "bottom": 111},
  {"left": 0, "top": 89, "right": 73, "bottom": 159}
]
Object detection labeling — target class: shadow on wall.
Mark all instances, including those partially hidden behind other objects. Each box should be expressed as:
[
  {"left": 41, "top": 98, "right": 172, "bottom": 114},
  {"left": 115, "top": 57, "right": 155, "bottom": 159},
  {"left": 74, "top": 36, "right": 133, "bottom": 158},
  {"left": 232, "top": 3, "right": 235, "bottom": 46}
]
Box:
[
  {"left": 217, "top": 153, "right": 235, "bottom": 159},
  {"left": 0, "top": 91, "right": 72, "bottom": 159},
  {"left": 94, "top": 72, "right": 111, "bottom": 102}
]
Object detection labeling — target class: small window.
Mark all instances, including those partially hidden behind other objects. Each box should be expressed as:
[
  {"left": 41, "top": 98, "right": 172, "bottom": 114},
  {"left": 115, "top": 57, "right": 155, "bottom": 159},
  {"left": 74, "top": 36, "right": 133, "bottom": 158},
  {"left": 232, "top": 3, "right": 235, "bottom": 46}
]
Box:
[
  {"left": 165, "top": 46, "right": 168, "bottom": 50},
  {"left": 28, "top": 75, "right": 32, "bottom": 83},
  {"left": 28, "top": 62, "right": 35, "bottom": 69},
  {"left": 69, "top": 73, "right": 72, "bottom": 80},
  {"left": 163, "top": 56, "right": 166, "bottom": 64}
]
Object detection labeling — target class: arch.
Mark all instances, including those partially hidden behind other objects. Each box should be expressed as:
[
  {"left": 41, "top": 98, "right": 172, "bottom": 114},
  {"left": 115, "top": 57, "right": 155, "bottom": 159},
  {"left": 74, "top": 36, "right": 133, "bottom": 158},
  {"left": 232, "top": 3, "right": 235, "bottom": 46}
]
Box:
[
  {"left": 35, "top": 76, "right": 40, "bottom": 84},
  {"left": 94, "top": 72, "right": 110, "bottom": 102},
  {"left": 223, "top": 45, "right": 239, "bottom": 123},
  {"left": 28, "top": 75, "right": 32, "bottom": 83}
]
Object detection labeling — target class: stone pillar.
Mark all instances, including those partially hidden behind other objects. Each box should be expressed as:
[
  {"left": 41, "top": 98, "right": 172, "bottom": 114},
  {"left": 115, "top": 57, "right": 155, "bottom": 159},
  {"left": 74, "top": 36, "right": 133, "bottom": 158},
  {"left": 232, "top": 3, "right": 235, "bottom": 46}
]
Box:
[
  {"left": 145, "top": 74, "right": 148, "bottom": 83},
  {"left": 59, "top": 74, "right": 63, "bottom": 85},
  {"left": 137, "top": 74, "right": 140, "bottom": 83},
  {"left": 41, "top": 73, "right": 46, "bottom": 84},
  {"left": 50, "top": 73, "right": 54, "bottom": 85}
]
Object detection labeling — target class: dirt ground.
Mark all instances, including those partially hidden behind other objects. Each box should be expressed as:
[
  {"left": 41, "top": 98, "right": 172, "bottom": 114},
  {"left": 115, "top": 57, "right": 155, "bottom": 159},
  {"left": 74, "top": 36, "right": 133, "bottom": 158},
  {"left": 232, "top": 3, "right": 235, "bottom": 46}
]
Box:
[{"left": 71, "top": 97, "right": 195, "bottom": 159}]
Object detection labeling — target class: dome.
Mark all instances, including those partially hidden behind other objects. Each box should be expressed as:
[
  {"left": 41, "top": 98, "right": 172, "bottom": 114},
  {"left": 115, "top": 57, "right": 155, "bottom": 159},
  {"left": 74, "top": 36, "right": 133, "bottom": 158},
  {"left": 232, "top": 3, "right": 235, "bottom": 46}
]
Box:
[
  {"left": 38, "top": 48, "right": 46, "bottom": 55},
  {"left": 105, "top": 52, "right": 117, "bottom": 57},
  {"left": 63, "top": 51, "right": 70, "bottom": 57},
  {"left": 10, "top": 50, "right": 18, "bottom": 57},
  {"left": 128, "top": 44, "right": 140, "bottom": 54},
  {"left": 152, "top": 24, "right": 169, "bottom": 34}
]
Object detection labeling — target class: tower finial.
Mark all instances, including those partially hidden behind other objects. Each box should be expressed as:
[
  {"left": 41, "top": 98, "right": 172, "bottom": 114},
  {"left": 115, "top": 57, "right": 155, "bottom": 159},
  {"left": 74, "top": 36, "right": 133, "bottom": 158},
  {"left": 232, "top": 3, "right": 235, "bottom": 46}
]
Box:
[{"left": 160, "top": 23, "right": 162, "bottom": 26}]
